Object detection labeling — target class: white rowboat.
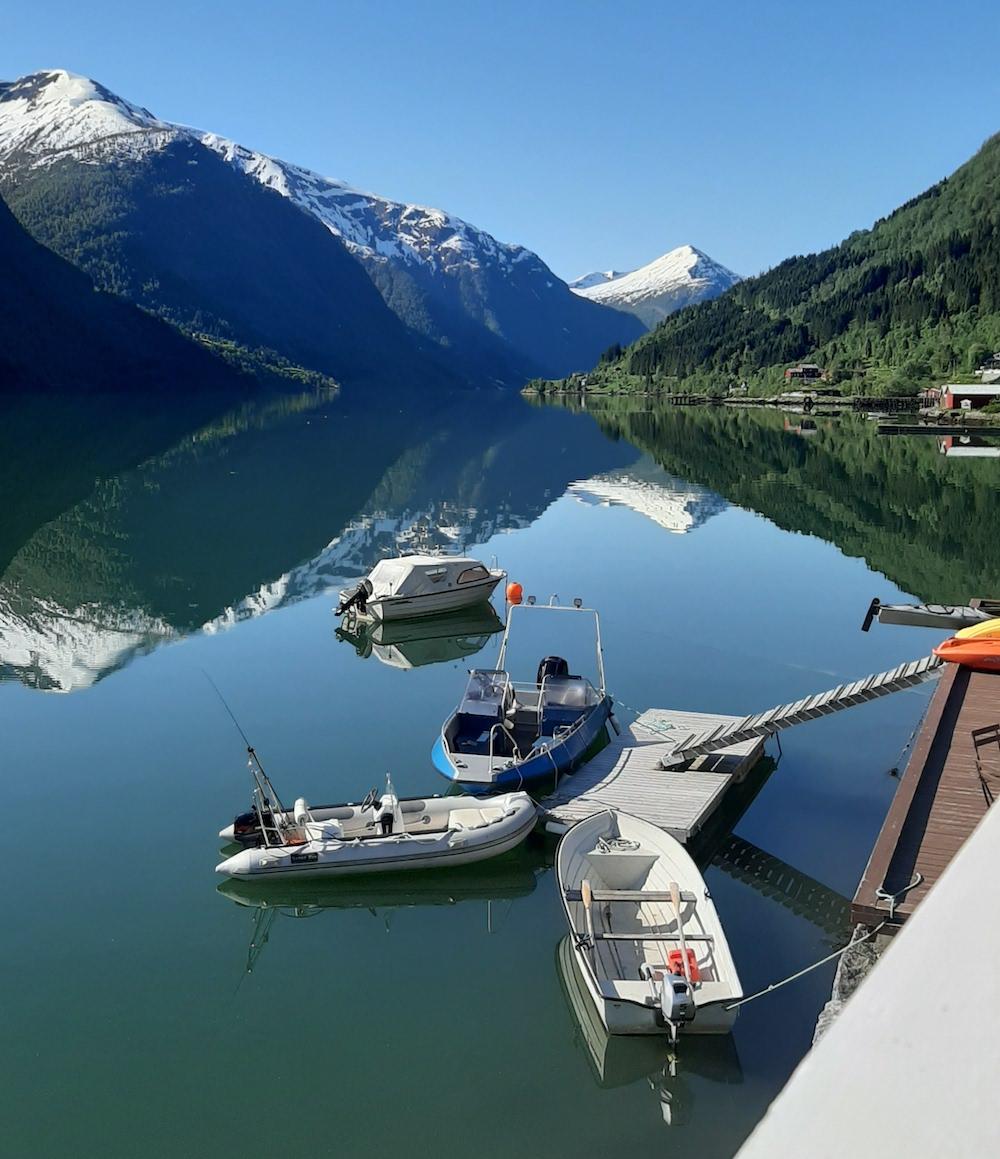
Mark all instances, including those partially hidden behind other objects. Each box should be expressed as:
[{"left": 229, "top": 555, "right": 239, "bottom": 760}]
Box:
[{"left": 557, "top": 810, "right": 742, "bottom": 1036}]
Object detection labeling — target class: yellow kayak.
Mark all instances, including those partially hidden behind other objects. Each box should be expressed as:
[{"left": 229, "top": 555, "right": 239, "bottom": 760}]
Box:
[{"left": 955, "top": 618, "right": 1000, "bottom": 640}]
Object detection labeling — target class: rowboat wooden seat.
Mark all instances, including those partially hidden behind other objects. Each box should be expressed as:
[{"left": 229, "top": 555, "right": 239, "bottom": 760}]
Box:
[
  {"left": 564, "top": 887, "right": 698, "bottom": 904},
  {"left": 593, "top": 932, "right": 714, "bottom": 942}
]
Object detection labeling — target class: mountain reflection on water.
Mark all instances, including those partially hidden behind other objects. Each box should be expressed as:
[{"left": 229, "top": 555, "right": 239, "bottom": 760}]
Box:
[
  {"left": 3, "top": 386, "right": 994, "bottom": 693},
  {"left": 0, "top": 387, "right": 651, "bottom": 690},
  {"left": 553, "top": 397, "right": 1000, "bottom": 604}
]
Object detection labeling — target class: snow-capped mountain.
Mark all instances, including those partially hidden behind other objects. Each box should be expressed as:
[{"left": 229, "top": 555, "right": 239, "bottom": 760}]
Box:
[
  {"left": 570, "top": 245, "right": 740, "bottom": 329},
  {"left": 198, "top": 133, "right": 532, "bottom": 278},
  {"left": 568, "top": 270, "right": 627, "bottom": 291},
  {"left": 0, "top": 70, "right": 643, "bottom": 383},
  {"left": 0, "top": 71, "right": 171, "bottom": 160}
]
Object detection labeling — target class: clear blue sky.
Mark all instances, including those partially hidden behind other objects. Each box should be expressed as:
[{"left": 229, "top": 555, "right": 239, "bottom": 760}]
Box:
[{"left": 5, "top": 0, "right": 999, "bottom": 280}]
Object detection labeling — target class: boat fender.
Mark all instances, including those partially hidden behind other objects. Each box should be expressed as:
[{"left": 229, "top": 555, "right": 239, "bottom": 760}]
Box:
[{"left": 293, "top": 798, "right": 312, "bottom": 826}]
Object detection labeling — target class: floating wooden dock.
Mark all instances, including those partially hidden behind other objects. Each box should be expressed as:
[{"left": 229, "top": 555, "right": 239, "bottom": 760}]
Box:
[
  {"left": 852, "top": 664, "right": 1000, "bottom": 929},
  {"left": 539, "top": 708, "right": 764, "bottom": 842}
]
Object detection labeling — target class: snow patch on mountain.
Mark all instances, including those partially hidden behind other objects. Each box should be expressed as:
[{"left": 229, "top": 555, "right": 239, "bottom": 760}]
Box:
[
  {"left": 0, "top": 68, "right": 175, "bottom": 166},
  {"left": 195, "top": 132, "right": 534, "bottom": 273},
  {"left": 569, "top": 270, "right": 627, "bottom": 291},
  {"left": 0, "top": 70, "right": 540, "bottom": 279},
  {"left": 571, "top": 245, "right": 740, "bottom": 329}
]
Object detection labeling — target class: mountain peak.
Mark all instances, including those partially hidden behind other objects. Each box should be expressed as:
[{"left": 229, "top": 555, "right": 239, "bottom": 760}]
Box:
[
  {"left": 568, "top": 269, "right": 627, "bottom": 291},
  {"left": 0, "top": 68, "right": 167, "bottom": 165},
  {"left": 570, "top": 244, "right": 740, "bottom": 329}
]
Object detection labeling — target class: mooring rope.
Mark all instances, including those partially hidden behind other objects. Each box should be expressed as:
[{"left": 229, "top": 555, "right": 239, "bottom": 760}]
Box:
[
  {"left": 723, "top": 921, "right": 887, "bottom": 1011},
  {"left": 875, "top": 872, "right": 924, "bottom": 920}
]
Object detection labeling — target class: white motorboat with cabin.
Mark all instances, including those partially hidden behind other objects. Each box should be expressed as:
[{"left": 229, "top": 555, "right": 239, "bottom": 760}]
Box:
[
  {"left": 335, "top": 555, "right": 505, "bottom": 622},
  {"left": 216, "top": 751, "right": 536, "bottom": 880},
  {"left": 557, "top": 809, "right": 742, "bottom": 1037}
]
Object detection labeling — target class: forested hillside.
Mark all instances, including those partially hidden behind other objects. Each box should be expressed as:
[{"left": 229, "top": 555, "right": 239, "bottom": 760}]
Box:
[
  {"left": 1, "top": 138, "right": 440, "bottom": 390},
  {"left": 566, "top": 133, "right": 1000, "bottom": 395},
  {"left": 0, "top": 193, "right": 250, "bottom": 395}
]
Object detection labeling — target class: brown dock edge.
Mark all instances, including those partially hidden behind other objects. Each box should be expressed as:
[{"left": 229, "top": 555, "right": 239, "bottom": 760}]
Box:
[{"left": 852, "top": 657, "right": 1000, "bottom": 930}]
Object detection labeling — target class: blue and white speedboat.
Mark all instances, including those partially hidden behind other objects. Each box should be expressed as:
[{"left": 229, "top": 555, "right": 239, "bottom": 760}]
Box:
[{"left": 431, "top": 601, "right": 613, "bottom": 791}]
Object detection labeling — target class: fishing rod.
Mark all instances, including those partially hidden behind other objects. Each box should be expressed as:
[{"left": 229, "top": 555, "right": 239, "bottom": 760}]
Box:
[
  {"left": 202, "top": 668, "right": 253, "bottom": 749},
  {"left": 202, "top": 669, "right": 285, "bottom": 812}
]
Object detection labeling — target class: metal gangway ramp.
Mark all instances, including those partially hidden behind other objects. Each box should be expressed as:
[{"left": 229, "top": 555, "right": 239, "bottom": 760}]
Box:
[
  {"left": 655, "top": 654, "right": 943, "bottom": 768},
  {"left": 540, "top": 654, "right": 944, "bottom": 840}
]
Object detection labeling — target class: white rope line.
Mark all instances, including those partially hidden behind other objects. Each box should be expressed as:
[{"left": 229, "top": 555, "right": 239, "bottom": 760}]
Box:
[{"left": 724, "top": 921, "right": 887, "bottom": 1011}]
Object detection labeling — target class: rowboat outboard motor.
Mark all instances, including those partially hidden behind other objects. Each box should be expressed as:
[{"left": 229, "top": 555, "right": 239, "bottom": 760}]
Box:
[
  {"left": 660, "top": 974, "right": 696, "bottom": 1028},
  {"left": 537, "top": 655, "right": 570, "bottom": 685},
  {"left": 643, "top": 962, "right": 696, "bottom": 1035}
]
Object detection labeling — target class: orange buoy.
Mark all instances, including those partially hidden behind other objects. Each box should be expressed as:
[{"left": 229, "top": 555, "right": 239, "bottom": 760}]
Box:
[{"left": 506, "top": 581, "right": 523, "bottom": 605}]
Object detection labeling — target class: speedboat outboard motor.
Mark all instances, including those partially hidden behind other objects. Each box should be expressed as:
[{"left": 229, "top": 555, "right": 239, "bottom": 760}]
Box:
[{"left": 536, "top": 655, "right": 570, "bottom": 685}]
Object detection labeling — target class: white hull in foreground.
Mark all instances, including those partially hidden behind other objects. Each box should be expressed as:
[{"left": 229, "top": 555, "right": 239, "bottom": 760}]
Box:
[{"left": 557, "top": 810, "right": 742, "bottom": 1036}]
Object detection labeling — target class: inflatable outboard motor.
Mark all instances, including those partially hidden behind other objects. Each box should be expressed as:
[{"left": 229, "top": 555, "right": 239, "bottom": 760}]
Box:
[
  {"left": 536, "top": 655, "right": 570, "bottom": 685},
  {"left": 231, "top": 809, "right": 260, "bottom": 845}
]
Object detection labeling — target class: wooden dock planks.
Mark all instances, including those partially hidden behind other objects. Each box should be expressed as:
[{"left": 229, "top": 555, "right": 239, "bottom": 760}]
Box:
[
  {"left": 852, "top": 664, "right": 1000, "bottom": 928},
  {"left": 540, "top": 708, "right": 764, "bottom": 842}
]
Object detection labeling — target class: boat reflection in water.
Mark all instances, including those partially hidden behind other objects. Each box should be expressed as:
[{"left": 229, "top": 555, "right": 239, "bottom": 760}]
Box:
[
  {"left": 334, "top": 603, "right": 504, "bottom": 670},
  {"left": 218, "top": 844, "right": 544, "bottom": 974},
  {"left": 556, "top": 936, "right": 742, "bottom": 1128}
]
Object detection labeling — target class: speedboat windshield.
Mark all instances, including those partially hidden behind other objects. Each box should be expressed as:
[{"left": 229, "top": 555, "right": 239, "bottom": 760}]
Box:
[{"left": 460, "top": 669, "right": 509, "bottom": 716}]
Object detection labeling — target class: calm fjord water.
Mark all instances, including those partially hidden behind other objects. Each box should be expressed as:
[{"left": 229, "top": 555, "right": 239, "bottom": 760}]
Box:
[{"left": 1, "top": 392, "right": 992, "bottom": 1158}]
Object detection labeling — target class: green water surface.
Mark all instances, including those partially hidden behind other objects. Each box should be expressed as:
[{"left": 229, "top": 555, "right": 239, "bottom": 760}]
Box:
[{"left": 2, "top": 391, "right": 995, "bottom": 1158}]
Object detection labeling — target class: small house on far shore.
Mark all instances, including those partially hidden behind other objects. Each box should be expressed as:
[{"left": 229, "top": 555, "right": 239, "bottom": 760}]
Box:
[
  {"left": 922, "top": 384, "right": 1000, "bottom": 410},
  {"left": 784, "top": 363, "right": 827, "bottom": 382}
]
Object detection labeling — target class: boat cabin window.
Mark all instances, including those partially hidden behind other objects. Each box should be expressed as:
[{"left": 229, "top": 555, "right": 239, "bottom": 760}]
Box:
[
  {"left": 426, "top": 567, "right": 448, "bottom": 583},
  {"left": 457, "top": 565, "right": 489, "bottom": 584}
]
